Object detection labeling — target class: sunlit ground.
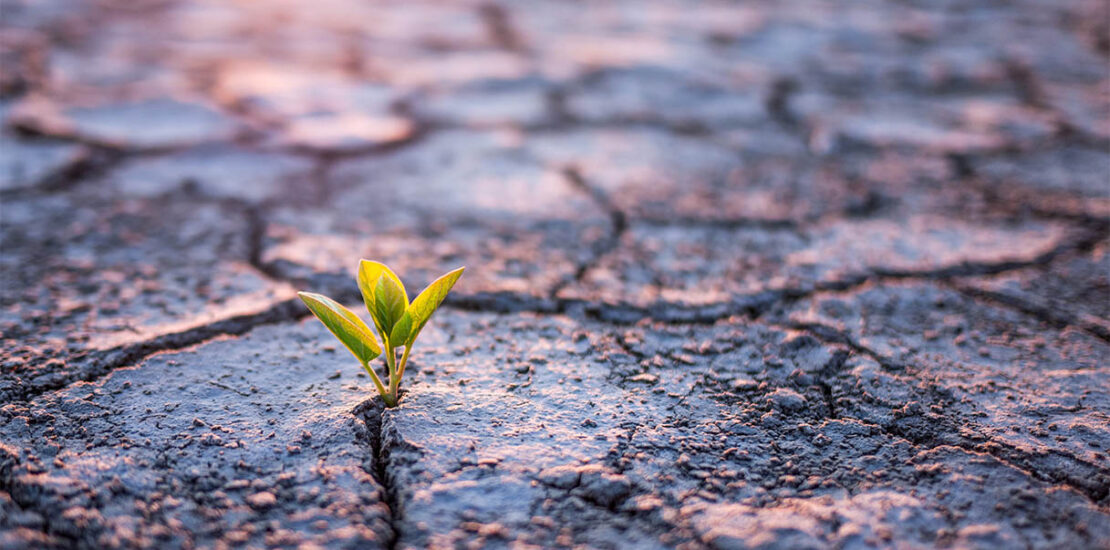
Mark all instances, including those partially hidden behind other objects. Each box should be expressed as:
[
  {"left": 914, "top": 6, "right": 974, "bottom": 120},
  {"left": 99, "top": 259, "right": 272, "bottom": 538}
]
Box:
[{"left": 1, "top": 0, "right": 1108, "bottom": 548}]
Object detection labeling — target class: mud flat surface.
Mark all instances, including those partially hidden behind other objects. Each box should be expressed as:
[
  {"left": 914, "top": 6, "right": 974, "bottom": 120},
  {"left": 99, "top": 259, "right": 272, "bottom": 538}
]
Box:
[{"left": 2, "top": 0, "right": 1108, "bottom": 548}]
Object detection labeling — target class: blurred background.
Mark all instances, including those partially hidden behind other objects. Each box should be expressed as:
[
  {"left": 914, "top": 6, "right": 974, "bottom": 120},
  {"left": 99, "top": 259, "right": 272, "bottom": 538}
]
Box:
[
  {"left": 1, "top": 0, "right": 1107, "bottom": 373},
  {"left": 3, "top": 3, "right": 1109, "bottom": 548}
]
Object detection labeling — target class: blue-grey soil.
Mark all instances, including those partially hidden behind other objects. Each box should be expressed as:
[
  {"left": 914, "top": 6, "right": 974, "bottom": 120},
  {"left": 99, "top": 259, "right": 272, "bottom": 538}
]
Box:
[{"left": 1, "top": 1, "right": 1108, "bottom": 548}]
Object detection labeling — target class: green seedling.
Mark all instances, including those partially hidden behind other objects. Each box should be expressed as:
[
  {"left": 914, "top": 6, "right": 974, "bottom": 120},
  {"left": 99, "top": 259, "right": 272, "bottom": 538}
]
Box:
[{"left": 298, "top": 260, "right": 464, "bottom": 407}]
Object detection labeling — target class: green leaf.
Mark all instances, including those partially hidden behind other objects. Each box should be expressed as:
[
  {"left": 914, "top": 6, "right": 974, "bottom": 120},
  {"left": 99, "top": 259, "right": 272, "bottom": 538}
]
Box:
[
  {"left": 357, "top": 260, "right": 406, "bottom": 334},
  {"left": 403, "top": 266, "right": 464, "bottom": 346},
  {"left": 390, "top": 312, "right": 412, "bottom": 344},
  {"left": 373, "top": 274, "right": 407, "bottom": 336},
  {"left": 298, "top": 292, "right": 382, "bottom": 364}
]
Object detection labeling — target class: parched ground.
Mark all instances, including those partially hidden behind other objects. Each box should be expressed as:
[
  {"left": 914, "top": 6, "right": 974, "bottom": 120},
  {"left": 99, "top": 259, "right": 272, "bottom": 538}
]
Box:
[{"left": 1, "top": 0, "right": 1108, "bottom": 548}]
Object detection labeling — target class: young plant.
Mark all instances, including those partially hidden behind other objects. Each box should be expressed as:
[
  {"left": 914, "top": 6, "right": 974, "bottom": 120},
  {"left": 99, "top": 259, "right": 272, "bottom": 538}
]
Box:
[{"left": 298, "top": 260, "right": 464, "bottom": 407}]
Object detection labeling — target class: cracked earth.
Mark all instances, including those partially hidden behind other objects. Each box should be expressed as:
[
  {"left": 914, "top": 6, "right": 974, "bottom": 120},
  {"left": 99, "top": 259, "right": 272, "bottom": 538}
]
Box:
[{"left": 1, "top": 0, "right": 1108, "bottom": 548}]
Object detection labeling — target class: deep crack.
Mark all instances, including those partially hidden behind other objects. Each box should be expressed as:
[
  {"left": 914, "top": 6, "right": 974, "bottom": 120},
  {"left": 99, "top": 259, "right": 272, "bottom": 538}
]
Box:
[{"left": 354, "top": 399, "right": 401, "bottom": 550}]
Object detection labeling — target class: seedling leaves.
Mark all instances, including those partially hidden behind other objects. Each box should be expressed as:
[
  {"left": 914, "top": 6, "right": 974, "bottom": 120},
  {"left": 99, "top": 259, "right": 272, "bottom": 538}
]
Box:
[
  {"left": 358, "top": 260, "right": 406, "bottom": 333},
  {"left": 402, "top": 266, "right": 464, "bottom": 346},
  {"left": 390, "top": 312, "right": 413, "bottom": 344},
  {"left": 300, "top": 261, "right": 464, "bottom": 408},
  {"left": 298, "top": 292, "right": 382, "bottom": 364},
  {"left": 374, "top": 274, "right": 407, "bottom": 336}
]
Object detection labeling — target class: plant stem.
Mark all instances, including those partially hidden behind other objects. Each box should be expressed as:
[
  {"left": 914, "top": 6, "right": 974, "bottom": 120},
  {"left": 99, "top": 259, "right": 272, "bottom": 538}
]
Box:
[
  {"left": 384, "top": 340, "right": 398, "bottom": 403},
  {"left": 386, "top": 345, "right": 409, "bottom": 402},
  {"left": 396, "top": 345, "right": 412, "bottom": 386},
  {"left": 381, "top": 392, "right": 397, "bottom": 408},
  {"left": 363, "top": 360, "right": 388, "bottom": 398}
]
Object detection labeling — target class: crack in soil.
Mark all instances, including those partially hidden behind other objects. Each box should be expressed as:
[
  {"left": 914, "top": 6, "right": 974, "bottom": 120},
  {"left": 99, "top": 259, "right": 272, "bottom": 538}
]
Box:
[
  {"left": 754, "top": 318, "right": 1110, "bottom": 506},
  {"left": 551, "top": 166, "right": 628, "bottom": 300},
  {"left": 243, "top": 203, "right": 288, "bottom": 282},
  {"left": 879, "top": 417, "right": 1110, "bottom": 507},
  {"left": 9, "top": 219, "right": 1101, "bottom": 405},
  {"left": 455, "top": 219, "right": 1108, "bottom": 327},
  {"left": 636, "top": 214, "right": 801, "bottom": 232},
  {"left": 0, "top": 146, "right": 125, "bottom": 202},
  {"left": 771, "top": 320, "right": 906, "bottom": 373},
  {"left": 950, "top": 282, "right": 1110, "bottom": 343},
  {"left": 870, "top": 223, "right": 1107, "bottom": 281},
  {"left": 815, "top": 348, "right": 851, "bottom": 419},
  {"left": 765, "top": 76, "right": 801, "bottom": 129},
  {"left": 478, "top": 2, "right": 525, "bottom": 52},
  {"left": 353, "top": 399, "right": 401, "bottom": 550},
  {"left": 5, "top": 297, "right": 307, "bottom": 403}
]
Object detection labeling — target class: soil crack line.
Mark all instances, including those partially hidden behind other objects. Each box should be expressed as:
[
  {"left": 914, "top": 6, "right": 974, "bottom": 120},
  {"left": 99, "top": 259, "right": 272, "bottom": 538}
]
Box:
[
  {"left": 243, "top": 203, "right": 287, "bottom": 282},
  {"left": 7, "top": 298, "right": 309, "bottom": 403},
  {"left": 216, "top": 214, "right": 1103, "bottom": 336},
  {"left": 948, "top": 282, "right": 1110, "bottom": 343},
  {"left": 550, "top": 166, "right": 628, "bottom": 299},
  {"left": 769, "top": 320, "right": 906, "bottom": 373},
  {"left": 870, "top": 224, "right": 1106, "bottom": 280},
  {"left": 881, "top": 420, "right": 1110, "bottom": 506},
  {"left": 354, "top": 400, "right": 401, "bottom": 550}
]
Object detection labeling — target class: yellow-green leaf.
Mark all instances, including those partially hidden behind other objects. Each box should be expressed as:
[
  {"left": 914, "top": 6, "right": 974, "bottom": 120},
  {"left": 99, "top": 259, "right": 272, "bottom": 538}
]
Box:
[
  {"left": 374, "top": 274, "right": 407, "bottom": 336},
  {"left": 357, "top": 260, "right": 406, "bottom": 334},
  {"left": 403, "top": 266, "right": 464, "bottom": 346},
  {"left": 298, "top": 292, "right": 382, "bottom": 364}
]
